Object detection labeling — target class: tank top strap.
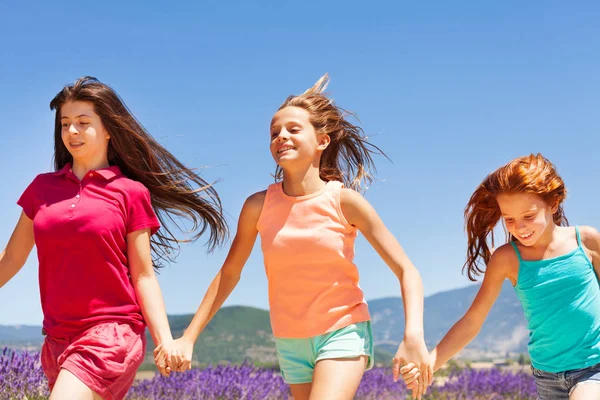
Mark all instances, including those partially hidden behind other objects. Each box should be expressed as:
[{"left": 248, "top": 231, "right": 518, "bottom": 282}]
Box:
[
  {"left": 509, "top": 241, "right": 523, "bottom": 262},
  {"left": 575, "top": 226, "right": 581, "bottom": 246}
]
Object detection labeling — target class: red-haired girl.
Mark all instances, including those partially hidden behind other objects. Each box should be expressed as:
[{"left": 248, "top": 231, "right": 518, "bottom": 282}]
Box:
[{"left": 401, "top": 154, "right": 600, "bottom": 399}]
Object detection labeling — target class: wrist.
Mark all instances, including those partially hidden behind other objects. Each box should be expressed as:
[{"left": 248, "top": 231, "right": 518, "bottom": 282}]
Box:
[
  {"left": 154, "top": 333, "right": 174, "bottom": 346},
  {"left": 403, "top": 329, "right": 425, "bottom": 342}
]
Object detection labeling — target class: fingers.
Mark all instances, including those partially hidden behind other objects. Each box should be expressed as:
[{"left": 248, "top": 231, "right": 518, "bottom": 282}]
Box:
[
  {"left": 420, "top": 363, "right": 429, "bottom": 395},
  {"left": 403, "top": 367, "right": 421, "bottom": 386},
  {"left": 417, "top": 369, "right": 424, "bottom": 400},
  {"left": 391, "top": 356, "right": 405, "bottom": 382},
  {"left": 168, "top": 348, "right": 184, "bottom": 372},
  {"left": 400, "top": 363, "right": 416, "bottom": 375},
  {"left": 428, "top": 363, "right": 434, "bottom": 387}
]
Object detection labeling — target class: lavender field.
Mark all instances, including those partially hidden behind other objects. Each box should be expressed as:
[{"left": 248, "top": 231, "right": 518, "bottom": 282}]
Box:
[{"left": 1, "top": 347, "right": 537, "bottom": 399}]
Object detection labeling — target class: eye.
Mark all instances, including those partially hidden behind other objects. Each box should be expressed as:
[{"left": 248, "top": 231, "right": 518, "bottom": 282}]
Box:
[
  {"left": 61, "top": 123, "right": 69, "bottom": 128},
  {"left": 504, "top": 218, "right": 514, "bottom": 224},
  {"left": 524, "top": 215, "right": 534, "bottom": 220}
]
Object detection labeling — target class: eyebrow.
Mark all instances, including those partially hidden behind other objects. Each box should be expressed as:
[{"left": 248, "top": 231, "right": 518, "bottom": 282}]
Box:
[
  {"left": 502, "top": 209, "right": 537, "bottom": 217},
  {"left": 270, "top": 120, "right": 303, "bottom": 128},
  {"left": 61, "top": 114, "right": 92, "bottom": 120}
]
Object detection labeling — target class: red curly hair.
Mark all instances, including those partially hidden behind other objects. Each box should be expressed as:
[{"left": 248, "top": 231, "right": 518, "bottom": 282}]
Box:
[{"left": 463, "top": 154, "right": 568, "bottom": 281}]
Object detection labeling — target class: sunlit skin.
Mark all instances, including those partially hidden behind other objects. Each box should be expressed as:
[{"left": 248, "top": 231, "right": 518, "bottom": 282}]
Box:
[
  {"left": 60, "top": 101, "right": 110, "bottom": 180},
  {"left": 400, "top": 192, "right": 600, "bottom": 399},
  {"left": 269, "top": 106, "right": 330, "bottom": 197},
  {"left": 497, "top": 193, "right": 558, "bottom": 249},
  {"left": 158, "top": 104, "right": 432, "bottom": 400}
]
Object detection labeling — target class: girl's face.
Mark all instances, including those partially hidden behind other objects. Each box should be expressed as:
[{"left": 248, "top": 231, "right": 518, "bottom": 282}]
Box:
[
  {"left": 496, "top": 192, "right": 557, "bottom": 246},
  {"left": 60, "top": 101, "right": 110, "bottom": 166},
  {"left": 269, "top": 106, "right": 329, "bottom": 169}
]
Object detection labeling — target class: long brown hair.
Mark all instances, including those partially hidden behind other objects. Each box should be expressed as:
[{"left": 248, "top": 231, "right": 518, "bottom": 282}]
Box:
[
  {"left": 464, "top": 153, "right": 568, "bottom": 280},
  {"left": 50, "top": 76, "right": 228, "bottom": 268},
  {"left": 275, "top": 74, "right": 387, "bottom": 192}
]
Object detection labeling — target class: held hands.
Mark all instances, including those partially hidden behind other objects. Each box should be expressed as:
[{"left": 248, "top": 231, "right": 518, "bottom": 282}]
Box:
[
  {"left": 400, "top": 356, "right": 435, "bottom": 399},
  {"left": 392, "top": 335, "right": 433, "bottom": 400},
  {"left": 154, "top": 337, "right": 194, "bottom": 375}
]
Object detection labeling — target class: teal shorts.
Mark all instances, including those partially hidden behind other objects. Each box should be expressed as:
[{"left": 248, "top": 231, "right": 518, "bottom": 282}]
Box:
[{"left": 274, "top": 321, "right": 374, "bottom": 384}]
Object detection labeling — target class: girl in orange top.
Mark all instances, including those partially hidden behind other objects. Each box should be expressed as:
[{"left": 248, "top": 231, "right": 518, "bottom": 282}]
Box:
[{"left": 157, "top": 74, "right": 431, "bottom": 400}]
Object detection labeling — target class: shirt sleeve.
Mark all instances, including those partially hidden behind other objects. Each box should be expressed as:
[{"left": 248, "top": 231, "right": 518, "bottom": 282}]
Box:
[
  {"left": 127, "top": 184, "right": 161, "bottom": 235},
  {"left": 16, "top": 176, "right": 41, "bottom": 220}
]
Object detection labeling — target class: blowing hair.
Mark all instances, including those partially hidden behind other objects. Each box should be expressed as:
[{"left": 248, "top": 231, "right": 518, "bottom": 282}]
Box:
[
  {"left": 275, "top": 73, "right": 387, "bottom": 192},
  {"left": 463, "top": 153, "right": 568, "bottom": 281},
  {"left": 50, "top": 76, "right": 228, "bottom": 268}
]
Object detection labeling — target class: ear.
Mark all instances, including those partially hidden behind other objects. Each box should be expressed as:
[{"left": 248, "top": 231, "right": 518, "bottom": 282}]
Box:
[
  {"left": 549, "top": 197, "right": 560, "bottom": 214},
  {"left": 317, "top": 134, "right": 330, "bottom": 151}
]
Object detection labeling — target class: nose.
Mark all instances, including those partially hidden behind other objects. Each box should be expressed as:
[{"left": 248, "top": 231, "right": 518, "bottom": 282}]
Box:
[
  {"left": 276, "top": 129, "right": 290, "bottom": 142},
  {"left": 68, "top": 124, "right": 78, "bottom": 134}
]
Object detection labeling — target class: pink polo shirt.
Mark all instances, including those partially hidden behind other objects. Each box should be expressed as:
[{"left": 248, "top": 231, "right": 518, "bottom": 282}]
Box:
[{"left": 17, "top": 163, "right": 160, "bottom": 338}]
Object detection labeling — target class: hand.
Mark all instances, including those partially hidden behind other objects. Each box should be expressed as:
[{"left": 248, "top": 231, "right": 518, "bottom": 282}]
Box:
[
  {"left": 153, "top": 339, "right": 175, "bottom": 377},
  {"left": 392, "top": 335, "right": 432, "bottom": 400},
  {"left": 400, "top": 362, "right": 421, "bottom": 394},
  {"left": 154, "top": 337, "right": 194, "bottom": 373}
]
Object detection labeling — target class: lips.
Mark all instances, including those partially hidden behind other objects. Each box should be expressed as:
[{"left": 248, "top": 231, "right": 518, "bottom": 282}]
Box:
[
  {"left": 277, "top": 145, "right": 295, "bottom": 154},
  {"left": 518, "top": 231, "right": 534, "bottom": 240}
]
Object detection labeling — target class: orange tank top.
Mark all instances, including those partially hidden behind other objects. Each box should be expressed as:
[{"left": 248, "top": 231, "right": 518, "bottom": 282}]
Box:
[{"left": 256, "top": 180, "right": 371, "bottom": 338}]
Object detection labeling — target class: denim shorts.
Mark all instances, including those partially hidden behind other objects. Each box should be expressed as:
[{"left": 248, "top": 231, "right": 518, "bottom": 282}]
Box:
[
  {"left": 532, "top": 362, "right": 600, "bottom": 399},
  {"left": 274, "top": 321, "right": 374, "bottom": 384}
]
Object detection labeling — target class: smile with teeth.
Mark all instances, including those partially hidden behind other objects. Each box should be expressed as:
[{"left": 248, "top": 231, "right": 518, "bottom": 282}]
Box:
[
  {"left": 519, "top": 232, "right": 534, "bottom": 239},
  {"left": 277, "top": 146, "right": 295, "bottom": 154},
  {"left": 70, "top": 142, "right": 84, "bottom": 148}
]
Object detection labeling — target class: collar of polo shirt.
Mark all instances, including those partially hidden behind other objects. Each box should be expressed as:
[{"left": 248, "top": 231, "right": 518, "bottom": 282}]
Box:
[{"left": 57, "top": 163, "right": 123, "bottom": 181}]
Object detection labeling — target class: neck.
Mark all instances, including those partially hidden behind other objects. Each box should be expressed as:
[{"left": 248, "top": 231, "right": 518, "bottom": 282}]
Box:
[
  {"left": 281, "top": 166, "right": 326, "bottom": 197},
  {"left": 532, "top": 222, "right": 559, "bottom": 249},
  {"left": 71, "top": 157, "right": 110, "bottom": 180}
]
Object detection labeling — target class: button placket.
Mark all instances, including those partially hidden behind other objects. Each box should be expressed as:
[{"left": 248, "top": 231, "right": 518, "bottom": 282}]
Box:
[{"left": 70, "top": 183, "right": 83, "bottom": 211}]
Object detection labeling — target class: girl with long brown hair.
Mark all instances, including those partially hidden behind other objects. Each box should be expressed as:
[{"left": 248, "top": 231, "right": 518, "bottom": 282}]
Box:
[
  {"left": 0, "top": 76, "right": 227, "bottom": 400},
  {"left": 401, "top": 154, "right": 600, "bottom": 399},
  {"left": 155, "top": 74, "right": 432, "bottom": 400}
]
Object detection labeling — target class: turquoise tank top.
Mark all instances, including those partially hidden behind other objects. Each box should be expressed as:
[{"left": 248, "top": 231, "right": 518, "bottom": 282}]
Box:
[{"left": 512, "top": 226, "right": 600, "bottom": 372}]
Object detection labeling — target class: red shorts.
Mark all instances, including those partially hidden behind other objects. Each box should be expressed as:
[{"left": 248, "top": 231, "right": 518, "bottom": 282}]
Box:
[{"left": 41, "top": 321, "right": 146, "bottom": 400}]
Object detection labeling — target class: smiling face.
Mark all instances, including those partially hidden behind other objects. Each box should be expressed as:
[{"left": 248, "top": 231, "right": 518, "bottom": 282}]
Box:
[
  {"left": 269, "top": 106, "right": 329, "bottom": 169},
  {"left": 496, "top": 192, "right": 558, "bottom": 246},
  {"left": 60, "top": 101, "right": 110, "bottom": 167}
]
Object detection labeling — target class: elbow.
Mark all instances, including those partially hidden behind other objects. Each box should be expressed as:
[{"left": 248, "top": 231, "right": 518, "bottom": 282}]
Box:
[
  {"left": 221, "top": 268, "right": 242, "bottom": 285},
  {"left": 399, "top": 265, "right": 423, "bottom": 286},
  {"left": 131, "top": 271, "right": 156, "bottom": 288},
  {"left": 460, "top": 314, "right": 484, "bottom": 338}
]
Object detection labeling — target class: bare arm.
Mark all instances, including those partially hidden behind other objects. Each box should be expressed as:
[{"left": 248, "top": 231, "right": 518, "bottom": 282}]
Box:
[
  {"left": 430, "top": 246, "right": 511, "bottom": 372},
  {"left": 155, "top": 191, "right": 265, "bottom": 372},
  {"left": 340, "top": 189, "right": 431, "bottom": 397},
  {"left": 340, "top": 189, "right": 424, "bottom": 339},
  {"left": 0, "top": 212, "right": 35, "bottom": 289},
  {"left": 128, "top": 228, "right": 173, "bottom": 375},
  {"left": 580, "top": 225, "right": 600, "bottom": 277},
  {"left": 180, "top": 191, "right": 264, "bottom": 343}
]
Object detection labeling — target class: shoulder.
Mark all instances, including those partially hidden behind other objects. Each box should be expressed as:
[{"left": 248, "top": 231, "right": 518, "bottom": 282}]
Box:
[
  {"left": 579, "top": 225, "right": 600, "bottom": 253},
  {"left": 486, "top": 243, "right": 519, "bottom": 279},
  {"left": 246, "top": 190, "right": 267, "bottom": 207},
  {"left": 243, "top": 190, "right": 267, "bottom": 216},
  {"left": 112, "top": 177, "right": 151, "bottom": 197},
  {"left": 30, "top": 171, "right": 62, "bottom": 185},
  {"left": 339, "top": 187, "right": 368, "bottom": 209},
  {"left": 239, "top": 190, "right": 267, "bottom": 230}
]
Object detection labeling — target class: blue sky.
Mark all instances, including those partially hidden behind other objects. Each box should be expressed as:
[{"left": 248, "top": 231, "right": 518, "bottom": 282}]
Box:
[{"left": 1, "top": 1, "right": 599, "bottom": 325}]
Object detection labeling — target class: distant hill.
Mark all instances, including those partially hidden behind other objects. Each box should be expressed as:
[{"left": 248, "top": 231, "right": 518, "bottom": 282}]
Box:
[
  {"left": 370, "top": 281, "right": 528, "bottom": 356},
  {"left": 0, "top": 282, "right": 529, "bottom": 366}
]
